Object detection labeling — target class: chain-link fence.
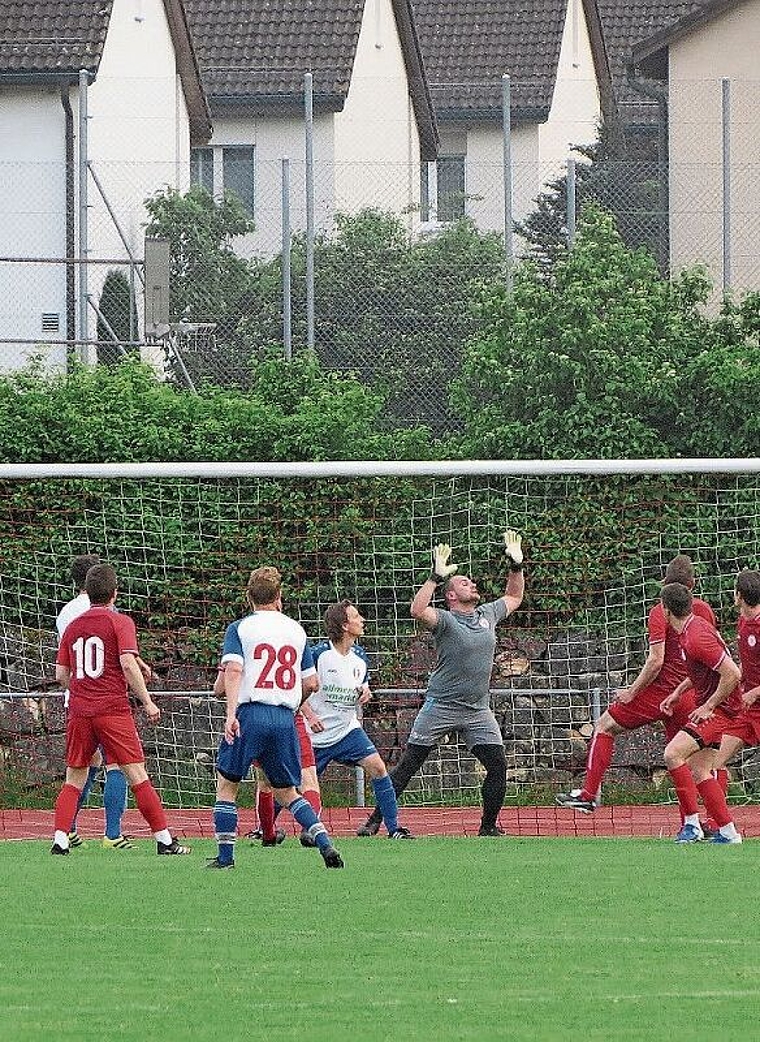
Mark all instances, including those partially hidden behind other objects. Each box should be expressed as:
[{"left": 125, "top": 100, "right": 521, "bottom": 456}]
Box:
[{"left": 2, "top": 78, "right": 759, "bottom": 429}]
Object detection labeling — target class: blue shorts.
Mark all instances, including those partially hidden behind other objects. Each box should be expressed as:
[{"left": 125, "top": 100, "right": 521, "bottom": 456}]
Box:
[
  {"left": 216, "top": 702, "right": 301, "bottom": 789},
  {"left": 314, "top": 727, "right": 377, "bottom": 776}
]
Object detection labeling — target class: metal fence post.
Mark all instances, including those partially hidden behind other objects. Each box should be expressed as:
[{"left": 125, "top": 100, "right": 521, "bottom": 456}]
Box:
[
  {"left": 304, "top": 72, "right": 315, "bottom": 352},
  {"left": 282, "top": 157, "right": 292, "bottom": 362},
  {"left": 78, "top": 70, "right": 89, "bottom": 361},
  {"left": 566, "top": 157, "right": 576, "bottom": 249},
  {"left": 721, "top": 77, "right": 732, "bottom": 294},
  {"left": 502, "top": 74, "right": 513, "bottom": 294}
]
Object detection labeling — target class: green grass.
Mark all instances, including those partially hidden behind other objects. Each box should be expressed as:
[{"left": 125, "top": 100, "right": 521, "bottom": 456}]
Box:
[{"left": 0, "top": 837, "right": 758, "bottom": 1041}]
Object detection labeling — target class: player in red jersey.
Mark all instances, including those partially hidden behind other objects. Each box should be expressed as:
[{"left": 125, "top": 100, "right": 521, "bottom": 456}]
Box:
[
  {"left": 705, "top": 569, "right": 760, "bottom": 842},
  {"left": 51, "top": 564, "right": 190, "bottom": 856},
  {"left": 556, "top": 555, "right": 716, "bottom": 823},
  {"left": 660, "top": 582, "right": 742, "bottom": 844}
]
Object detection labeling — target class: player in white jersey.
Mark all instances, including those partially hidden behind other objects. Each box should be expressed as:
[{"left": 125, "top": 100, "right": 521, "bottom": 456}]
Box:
[
  {"left": 209, "top": 566, "right": 344, "bottom": 869},
  {"left": 307, "top": 600, "right": 412, "bottom": 838}
]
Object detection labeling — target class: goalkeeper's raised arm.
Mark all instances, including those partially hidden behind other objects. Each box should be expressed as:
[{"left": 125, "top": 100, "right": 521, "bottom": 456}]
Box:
[{"left": 502, "top": 529, "right": 525, "bottom": 615}]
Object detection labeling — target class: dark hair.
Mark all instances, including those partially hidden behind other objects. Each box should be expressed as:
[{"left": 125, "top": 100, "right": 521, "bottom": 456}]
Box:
[
  {"left": 85, "top": 563, "right": 117, "bottom": 605},
  {"left": 661, "top": 582, "right": 693, "bottom": 619},
  {"left": 736, "top": 569, "right": 760, "bottom": 608},
  {"left": 325, "top": 599, "right": 352, "bottom": 643},
  {"left": 663, "top": 554, "right": 695, "bottom": 586},
  {"left": 71, "top": 554, "right": 101, "bottom": 588},
  {"left": 247, "top": 566, "right": 281, "bottom": 609}
]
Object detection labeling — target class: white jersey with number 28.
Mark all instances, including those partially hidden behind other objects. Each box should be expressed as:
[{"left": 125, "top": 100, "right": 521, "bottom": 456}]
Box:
[{"left": 221, "top": 611, "right": 315, "bottom": 711}]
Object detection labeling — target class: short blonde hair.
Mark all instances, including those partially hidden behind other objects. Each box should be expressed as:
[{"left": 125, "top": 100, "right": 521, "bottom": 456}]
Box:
[{"left": 247, "top": 566, "right": 282, "bottom": 609}]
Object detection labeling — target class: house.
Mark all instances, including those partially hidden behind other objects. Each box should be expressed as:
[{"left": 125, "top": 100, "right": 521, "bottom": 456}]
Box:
[
  {"left": 0, "top": 0, "right": 210, "bottom": 372},
  {"left": 184, "top": 0, "right": 438, "bottom": 257},
  {"left": 632, "top": 0, "right": 760, "bottom": 295},
  {"left": 595, "top": 1, "right": 706, "bottom": 156},
  {"left": 410, "top": 0, "right": 615, "bottom": 233}
]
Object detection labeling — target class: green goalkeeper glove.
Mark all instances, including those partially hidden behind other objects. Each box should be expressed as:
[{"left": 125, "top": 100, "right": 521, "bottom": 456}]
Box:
[
  {"left": 430, "top": 543, "right": 458, "bottom": 584},
  {"left": 503, "top": 529, "right": 524, "bottom": 572}
]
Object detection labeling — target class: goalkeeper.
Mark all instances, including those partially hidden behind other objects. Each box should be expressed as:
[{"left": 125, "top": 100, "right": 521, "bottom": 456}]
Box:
[{"left": 357, "top": 531, "right": 525, "bottom": 837}]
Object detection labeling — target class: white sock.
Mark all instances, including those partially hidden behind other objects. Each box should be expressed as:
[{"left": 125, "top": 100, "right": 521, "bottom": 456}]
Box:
[
  {"left": 684, "top": 814, "right": 700, "bottom": 828},
  {"left": 720, "top": 822, "right": 739, "bottom": 839},
  {"left": 154, "top": 829, "right": 172, "bottom": 845},
  {"left": 54, "top": 830, "right": 70, "bottom": 849}
]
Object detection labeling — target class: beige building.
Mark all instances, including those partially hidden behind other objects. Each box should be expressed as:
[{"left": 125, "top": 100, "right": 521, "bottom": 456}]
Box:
[
  {"left": 0, "top": 0, "right": 210, "bottom": 371},
  {"left": 412, "top": 0, "right": 615, "bottom": 236},
  {"left": 184, "top": 0, "right": 438, "bottom": 258},
  {"left": 633, "top": 0, "right": 760, "bottom": 295}
]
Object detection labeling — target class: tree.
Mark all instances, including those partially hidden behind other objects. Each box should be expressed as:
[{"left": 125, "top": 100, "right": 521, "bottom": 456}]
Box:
[
  {"left": 96, "top": 269, "right": 138, "bottom": 366},
  {"left": 514, "top": 124, "right": 668, "bottom": 277},
  {"left": 144, "top": 185, "right": 256, "bottom": 387},
  {"left": 452, "top": 204, "right": 725, "bottom": 459}
]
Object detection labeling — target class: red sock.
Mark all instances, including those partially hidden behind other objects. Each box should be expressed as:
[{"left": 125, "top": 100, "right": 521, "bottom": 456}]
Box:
[
  {"left": 715, "top": 767, "right": 729, "bottom": 795},
  {"left": 580, "top": 732, "right": 614, "bottom": 801},
  {"left": 131, "top": 779, "right": 167, "bottom": 834},
  {"left": 303, "top": 788, "right": 322, "bottom": 816},
  {"left": 697, "top": 777, "right": 732, "bottom": 828},
  {"left": 257, "top": 789, "right": 276, "bottom": 841},
  {"left": 54, "top": 783, "right": 81, "bottom": 833},
  {"left": 669, "top": 763, "right": 699, "bottom": 817}
]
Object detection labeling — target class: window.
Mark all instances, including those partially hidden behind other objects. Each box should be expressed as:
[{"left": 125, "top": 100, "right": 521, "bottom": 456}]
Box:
[
  {"left": 436, "top": 156, "right": 465, "bottom": 222},
  {"left": 222, "top": 146, "right": 255, "bottom": 216},
  {"left": 189, "top": 145, "right": 255, "bottom": 217},
  {"left": 190, "top": 147, "right": 214, "bottom": 193}
]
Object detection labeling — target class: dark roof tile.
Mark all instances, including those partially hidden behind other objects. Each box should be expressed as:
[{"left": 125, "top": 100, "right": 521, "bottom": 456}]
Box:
[
  {"left": 0, "top": 1, "right": 112, "bottom": 77},
  {"left": 412, "top": 1, "right": 568, "bottom": 121},
  {"left": 596, "top": 1, "right": 708, "bottom": 121}
]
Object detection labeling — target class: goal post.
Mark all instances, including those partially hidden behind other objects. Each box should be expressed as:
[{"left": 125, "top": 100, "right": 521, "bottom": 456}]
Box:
[{"left": 1, "top": 457, "right": 760, "bottom": 810}]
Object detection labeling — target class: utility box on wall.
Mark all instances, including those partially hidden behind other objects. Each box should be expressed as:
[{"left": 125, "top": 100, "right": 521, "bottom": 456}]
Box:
[{"left": 144, "top": 237, "right": 170, "bottom": 337}]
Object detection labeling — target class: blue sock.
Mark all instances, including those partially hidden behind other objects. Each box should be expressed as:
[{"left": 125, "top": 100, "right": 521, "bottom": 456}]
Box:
[
  {"left": 213, "top": 801, "right": 238, "bottom": 865},
  {"left": 372, "top": 774, "right": 399, "bottom": 834},
  {"left": 103, "top": 768, "right": 128, "bottom": 840},
  {"left": 288, "top": 796, "right": 331, "bottom": 852},
  {"left": 71, "top": 766, "right": 99, "bottom": 832}
]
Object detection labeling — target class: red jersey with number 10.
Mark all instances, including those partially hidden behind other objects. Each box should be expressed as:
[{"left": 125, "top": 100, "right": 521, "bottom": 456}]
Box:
[
  {"left": 56, "top": 606, "right": 139, "bottom": 717},
  {"left": 678, "top": 613, "right": 741, "bottom": 714},
  {"left": 648, "top": 597, "right": 715, "bottom": 693}
]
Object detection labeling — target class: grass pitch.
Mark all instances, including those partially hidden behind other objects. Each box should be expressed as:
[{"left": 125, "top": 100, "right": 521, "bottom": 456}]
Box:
[{"left": 0, "top": 836, "right": 757, "bottom": 1042}]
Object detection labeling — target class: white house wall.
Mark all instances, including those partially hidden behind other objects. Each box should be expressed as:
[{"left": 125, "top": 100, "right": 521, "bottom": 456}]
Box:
[
  {"left": 458, "top": 122, "right": 540, "bottom": 236},
  {"left": 0, "top": 87, "right": 68, "bottom": 370},
  {"left": 538, "top": 0, "right": 600, "bottom": 174},
  {"left": 208, "top": 114, "right": 336, "bottom": 260},
  {"left": 333, "top": 0, "right": 422, "bottom": 231},
  {"left": 85, "top": 0, "right": 192, "bottom": 287},
  {"left": 667, "top": 0, "right": 760, "bottom": 295}
]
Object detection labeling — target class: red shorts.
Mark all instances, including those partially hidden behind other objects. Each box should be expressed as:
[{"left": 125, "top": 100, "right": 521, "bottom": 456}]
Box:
[
  {"left": 295, "top": 712, "right": 316, "bottom": 769},
  {"left": 66, "top": 712, "right": 144, "bottom": 768},
  {"left": 682, "top": 705, "right": 737, "bottom": 749},
  {"left": 608, "top": 684, "right": 696, "bottom": 741},
  {"left": 721, "top": 708, "right": 760, "bottom": 748}
]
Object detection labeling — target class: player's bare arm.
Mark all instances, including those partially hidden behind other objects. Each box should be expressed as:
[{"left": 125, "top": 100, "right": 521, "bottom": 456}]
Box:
[
  {"left": 502, "top": 529, "right": 525, "bottom": 615},
  {"left": 742, "top": 683, "right": 760, "bottom": 708},
  {"left": 617, "top": 642, "right": 666, "bottom": 703},
  {"left": 120, "top": 653, "right": 160, "bottom": 724},
  {"left": 55, "top": 663, "right": 71, "bottom": 689},
  {"left": 688, "top": 657, "right": 742, "bottom": 723},
  {"left": 300, "top": 698, "right": 325, "bottom": 733},
  {"left": 412, "top": 542, "right": 456, "bottom": 628},
  {"left": 223, "top": 661, "right": 243, "bottom": 744},
  {"left": 660, "top": 678, "right": 690, "bottom": 715}
]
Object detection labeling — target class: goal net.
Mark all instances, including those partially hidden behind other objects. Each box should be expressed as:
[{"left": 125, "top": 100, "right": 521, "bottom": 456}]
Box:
[{"left": 2, "top": 459, "right": 760, "bottom": 810}]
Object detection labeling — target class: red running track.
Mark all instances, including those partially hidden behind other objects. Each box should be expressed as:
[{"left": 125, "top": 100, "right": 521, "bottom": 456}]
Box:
[{"left": 3, "top": 804, "right": 760, "bottom": 841}]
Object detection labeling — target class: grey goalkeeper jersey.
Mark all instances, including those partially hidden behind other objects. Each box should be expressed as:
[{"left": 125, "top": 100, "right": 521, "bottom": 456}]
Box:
[{"left": 426, "top": 599, "right": 508, "bottom": 709}]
